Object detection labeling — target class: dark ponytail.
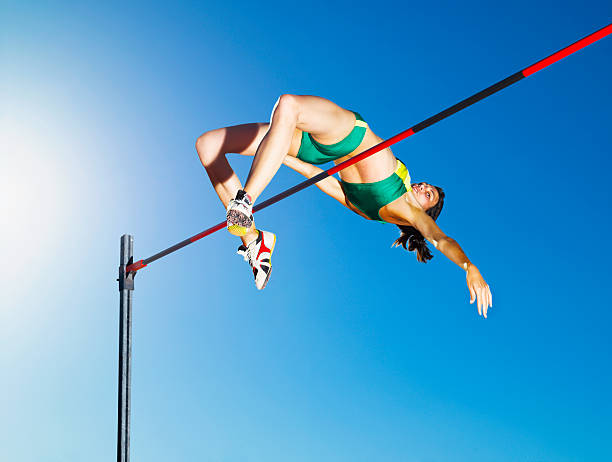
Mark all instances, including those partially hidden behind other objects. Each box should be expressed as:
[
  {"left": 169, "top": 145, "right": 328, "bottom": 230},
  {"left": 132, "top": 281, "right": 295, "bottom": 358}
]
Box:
[{"left": 392, "top": 186, "right": 445, "bottom": 263}]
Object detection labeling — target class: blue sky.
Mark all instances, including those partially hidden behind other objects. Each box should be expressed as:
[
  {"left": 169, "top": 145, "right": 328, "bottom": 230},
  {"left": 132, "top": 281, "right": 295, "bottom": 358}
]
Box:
[{"left": 1, "top": 1, "right": 611, "bottom": 461}]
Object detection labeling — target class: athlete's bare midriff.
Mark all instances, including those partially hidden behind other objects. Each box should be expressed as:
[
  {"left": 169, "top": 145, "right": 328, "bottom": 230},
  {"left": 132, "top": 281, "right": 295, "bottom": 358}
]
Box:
[
  {"left": 289, "top": 125, "right": 397, "bottom": 184},
  {"left": 333, "top": 126, "right": 397, "bottom": 184}
]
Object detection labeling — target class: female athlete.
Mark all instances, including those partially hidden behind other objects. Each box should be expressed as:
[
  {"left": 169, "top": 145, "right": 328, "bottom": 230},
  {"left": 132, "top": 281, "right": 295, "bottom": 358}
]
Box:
[{"left": 196, "top": 95, "right": 492, "bottom": 317}]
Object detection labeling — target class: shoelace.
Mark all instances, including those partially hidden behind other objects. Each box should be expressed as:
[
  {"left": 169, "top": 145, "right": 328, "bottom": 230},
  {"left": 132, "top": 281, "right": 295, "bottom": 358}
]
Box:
[{"left": 237, "top": 245, "right": 256, "bottom": 265}]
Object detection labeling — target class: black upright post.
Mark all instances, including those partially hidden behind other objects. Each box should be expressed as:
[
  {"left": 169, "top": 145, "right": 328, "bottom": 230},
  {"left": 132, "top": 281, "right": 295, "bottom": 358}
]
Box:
[{"left": 118, "top": 235, "right": 134, "bottom": 462}]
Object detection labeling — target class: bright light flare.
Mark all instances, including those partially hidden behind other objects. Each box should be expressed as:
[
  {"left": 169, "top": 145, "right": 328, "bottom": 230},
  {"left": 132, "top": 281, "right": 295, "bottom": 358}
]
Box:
[{"left": 0, "top": 121, "right": 72, "bottom": 305}]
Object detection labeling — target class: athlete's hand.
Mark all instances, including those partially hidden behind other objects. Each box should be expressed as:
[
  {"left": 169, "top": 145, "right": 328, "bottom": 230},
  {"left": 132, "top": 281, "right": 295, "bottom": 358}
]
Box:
[{"left": 466, "top": 264, "right": 492, "bottom": 318}]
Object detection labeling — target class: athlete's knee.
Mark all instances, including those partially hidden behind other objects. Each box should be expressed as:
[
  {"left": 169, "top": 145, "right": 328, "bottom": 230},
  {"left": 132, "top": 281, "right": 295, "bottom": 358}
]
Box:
[
  {"left": 272, "top": 94, "right": 300, "bottom": 123},
  {"left": 195, "top": 129, "right": 223, "bottom": 166}
]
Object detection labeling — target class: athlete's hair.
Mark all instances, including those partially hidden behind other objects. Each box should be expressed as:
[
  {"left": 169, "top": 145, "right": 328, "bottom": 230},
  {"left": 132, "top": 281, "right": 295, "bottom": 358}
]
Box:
[{"left": 392, "top": 186, "right": 445, "bottom": 263}]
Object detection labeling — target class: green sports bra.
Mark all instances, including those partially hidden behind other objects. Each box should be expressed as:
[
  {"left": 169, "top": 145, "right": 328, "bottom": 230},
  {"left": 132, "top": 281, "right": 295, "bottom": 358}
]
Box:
[{"left": 340, "top": 160, "right": 412, "bottom": 222}]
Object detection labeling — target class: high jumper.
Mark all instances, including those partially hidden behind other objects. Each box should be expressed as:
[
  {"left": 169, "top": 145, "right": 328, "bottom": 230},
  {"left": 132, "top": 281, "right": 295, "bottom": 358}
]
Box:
[{"left": 196, "top": 95, "right": 493, "bottom": 317}]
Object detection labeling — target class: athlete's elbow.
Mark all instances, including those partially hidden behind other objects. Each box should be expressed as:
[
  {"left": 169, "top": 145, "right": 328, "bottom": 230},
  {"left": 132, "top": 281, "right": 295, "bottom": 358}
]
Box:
[{"left": 434, "top": 236, "right": 456, "bottom": 251}]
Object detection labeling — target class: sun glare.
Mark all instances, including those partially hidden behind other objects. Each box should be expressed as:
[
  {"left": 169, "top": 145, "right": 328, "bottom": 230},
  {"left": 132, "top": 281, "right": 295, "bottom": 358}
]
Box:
[{"left": 0, "top": 121, "right": 72, "bottom": 303}]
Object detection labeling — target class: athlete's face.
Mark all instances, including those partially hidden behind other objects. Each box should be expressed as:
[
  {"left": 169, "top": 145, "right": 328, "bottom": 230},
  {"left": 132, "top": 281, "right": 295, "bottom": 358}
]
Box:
[{"left": 411, "top": 182, "right": 439, "bottom": 211}]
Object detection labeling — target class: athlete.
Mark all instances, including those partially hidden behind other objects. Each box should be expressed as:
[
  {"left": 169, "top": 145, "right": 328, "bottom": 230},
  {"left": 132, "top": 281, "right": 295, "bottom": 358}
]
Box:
[{"left": 196, "top": 95, "right": 492, "bottom": 317}]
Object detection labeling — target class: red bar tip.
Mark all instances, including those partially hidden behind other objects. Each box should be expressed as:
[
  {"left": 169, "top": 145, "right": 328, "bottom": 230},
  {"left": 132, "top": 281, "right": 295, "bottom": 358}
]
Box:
[
  {"left": 523, "top": 23, "right": 612, "bottom": 77},
  {"left": 126, "top": 260, "right": 147, "bottom": 273}
]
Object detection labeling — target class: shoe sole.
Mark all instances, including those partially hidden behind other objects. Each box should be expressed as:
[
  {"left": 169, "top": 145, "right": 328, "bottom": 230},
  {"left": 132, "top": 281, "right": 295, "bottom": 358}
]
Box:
[
  {"left": 260, "top": 267, "right": 272, "bottom": 290},
  {"left": 226, "top": 210, "right": 253, "bottom": 236}
]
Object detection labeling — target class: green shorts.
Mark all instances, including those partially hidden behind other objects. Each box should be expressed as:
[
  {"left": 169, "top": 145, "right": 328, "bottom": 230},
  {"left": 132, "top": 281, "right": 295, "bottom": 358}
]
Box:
[
  {"left": 340, "top": 160, "right": 413, "bottom": 222},
  {"left": 296, "top": 111, "right": 368, "bottom": 164}
]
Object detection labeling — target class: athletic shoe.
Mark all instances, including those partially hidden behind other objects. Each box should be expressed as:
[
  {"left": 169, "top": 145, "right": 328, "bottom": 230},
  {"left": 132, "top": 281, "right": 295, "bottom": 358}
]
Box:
[
  {"left": 226, "top": 189, "right": 254, "bottom": 236},
  {"left": 236, "top": 230, "right": 276, "bottom": 290}
]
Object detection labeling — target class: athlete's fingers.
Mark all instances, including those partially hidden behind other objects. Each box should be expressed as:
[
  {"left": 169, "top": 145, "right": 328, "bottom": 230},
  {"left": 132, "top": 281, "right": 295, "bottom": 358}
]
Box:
[
  {"left": 469, "top": 286, "right": 476, "bottom": 304},
  {"left": 483, "top": 289, "right": 488, "bottom": 318},
  {"left": 477, "top": 289, "right": 482, "bottom": 316}
]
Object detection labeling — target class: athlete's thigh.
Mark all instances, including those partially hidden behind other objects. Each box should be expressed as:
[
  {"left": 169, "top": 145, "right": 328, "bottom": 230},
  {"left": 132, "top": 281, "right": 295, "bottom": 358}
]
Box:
[
  {"left": 214, "top": 122, "right": 269, "bottom": 156},
  {"left": 292, "top": 95, "right": 356, "bottom": 145},
  {"left": 204, "top": 122, "right": 302, "bottom": 158}
]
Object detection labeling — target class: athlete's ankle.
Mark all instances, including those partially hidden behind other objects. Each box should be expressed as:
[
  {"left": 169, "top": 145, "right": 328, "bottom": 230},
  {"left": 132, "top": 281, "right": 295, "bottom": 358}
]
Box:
[
  {"left": 241, "top": 228, "right": 259, "bottom": 246},
  {"left": 235, "top": 189, "right": 253, "bottom": 204},
  {"left": 240, "top": 185, "right": 260, "bottom": 203}
]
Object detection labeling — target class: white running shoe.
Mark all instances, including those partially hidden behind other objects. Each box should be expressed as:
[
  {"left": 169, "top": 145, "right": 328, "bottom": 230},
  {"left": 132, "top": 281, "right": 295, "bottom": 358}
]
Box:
[
  {"left": 226, "top": 189, "right": 254, "bottom": 236},
  {"left": 237, "top": 230, "right": 276, "bottom": 290}
]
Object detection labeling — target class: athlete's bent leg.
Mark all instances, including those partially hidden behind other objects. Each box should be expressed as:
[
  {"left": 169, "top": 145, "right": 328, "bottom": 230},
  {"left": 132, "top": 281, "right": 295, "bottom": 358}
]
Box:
[
  {"left": 242, "top": 94, "right": 356, "bottom": 201},
  {"left": 196, "top": 123, "right": 269, "bottom": 244}
]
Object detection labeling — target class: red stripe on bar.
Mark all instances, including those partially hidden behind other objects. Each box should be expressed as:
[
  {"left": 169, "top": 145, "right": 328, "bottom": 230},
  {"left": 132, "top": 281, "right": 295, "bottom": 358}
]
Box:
[
  {"left": 523, "top": 23, "right": 612, "bottom": 77},
  {"left": 189, "top": 221, "right": 226, "bottom": 243},
  {"left": 126, "top": 260, "right": 147, "bottom": 273}
]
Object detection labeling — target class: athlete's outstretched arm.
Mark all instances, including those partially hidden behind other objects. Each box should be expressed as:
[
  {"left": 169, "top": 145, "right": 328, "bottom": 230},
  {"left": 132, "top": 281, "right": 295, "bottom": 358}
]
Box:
[
  {"left": 384, "top": 201, "right": 493, "bottom": 317},
  {"left": 417, "top": 208, "right": 492, "bottom": 317}
]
